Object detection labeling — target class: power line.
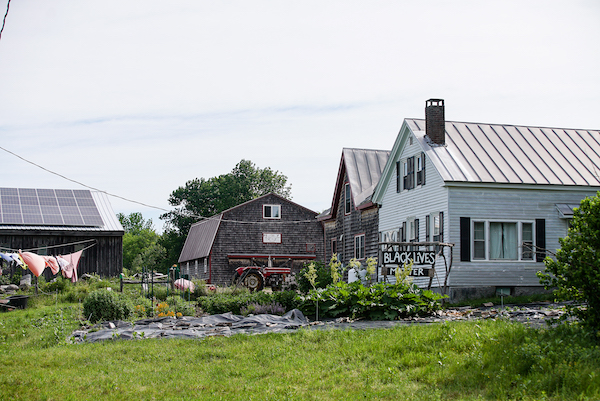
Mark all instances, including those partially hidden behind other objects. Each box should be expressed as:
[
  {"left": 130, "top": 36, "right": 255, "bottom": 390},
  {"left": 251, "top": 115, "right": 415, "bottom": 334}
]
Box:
[
  {"left": 0, "top": 0, "right": 10, "bottom": 42},
  {"left": 0, "top": 145, "right": 319, "bottom": 225}
]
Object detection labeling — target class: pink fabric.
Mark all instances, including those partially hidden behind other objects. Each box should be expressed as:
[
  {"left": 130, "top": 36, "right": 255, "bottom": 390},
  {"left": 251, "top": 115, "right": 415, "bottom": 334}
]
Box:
[
  {"left": 58, "top": 250, "right": 83, "bottom": 283},
  {"left": 19, "top": 251, "right": 46, "bottom": 277},
  {"left": 174, "top": 278, "right": 195, "bottom": 293},
  {"left": 43, "top": 256, "right": 60, "bottom": 275}
]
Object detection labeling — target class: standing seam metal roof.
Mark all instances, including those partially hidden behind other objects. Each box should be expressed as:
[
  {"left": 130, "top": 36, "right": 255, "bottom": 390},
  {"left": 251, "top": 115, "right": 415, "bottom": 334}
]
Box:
[
  {"left": 178, "top": 214, "right": 222, "bottom": 263},
  {"left": 343, "top": 148, "right": 391, "bottom": 207},
  {"left": 407, "top": 119, "right": 600, "bottom": 186}
]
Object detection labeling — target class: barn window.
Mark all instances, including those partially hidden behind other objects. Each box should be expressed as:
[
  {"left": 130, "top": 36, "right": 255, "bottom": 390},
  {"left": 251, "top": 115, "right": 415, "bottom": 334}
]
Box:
[
  {"left": 263, "top": 205, "right": 281, "bottom": 219},
  {"left": 354, "top": 234, "right": 365, "bottom": 260},
  {"left": 344, "top": 183, "right": 351, "bottom": 214}
]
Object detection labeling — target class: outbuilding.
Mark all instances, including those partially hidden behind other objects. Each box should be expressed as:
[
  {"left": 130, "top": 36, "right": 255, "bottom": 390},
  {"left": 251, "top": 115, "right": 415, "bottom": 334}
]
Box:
[
  {"left": 371, "top": 99, "right": 600, "bottom": 301},
  {"left": 178, "top": 193, "right": 324, "bottom": 286},
  {"left": 0, "top": 188, "right": 124, "bottom": 278}
]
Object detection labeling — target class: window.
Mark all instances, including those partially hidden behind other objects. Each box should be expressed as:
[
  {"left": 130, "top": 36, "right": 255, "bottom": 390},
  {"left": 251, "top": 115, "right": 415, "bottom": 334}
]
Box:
[
  {"left": 331, "top": 238, "right": 337, "bottom": 256},
  {"left": 354, "top": 234, "right": 365, "bottom": 259},
  {"left": 470, "top": 220, "right": 536, "bottom": 261},
  {"left": 490, "top": 222, "right": 518, "bottom": 259},
  {"left": 433, "top": 214, "right": 441, "bottom": 241},
  {"left": 403, "top": 157, "right": 415, "bottom": 190},
  {"left": 522, "top": 223, "right": 534, "bottom": 260},
  {"left": 473, "top": 221, "right": 485, "bottom": 260},
  {"left": 344, "top": 183, "right": 351, "bottom": 214},
  {"left": 203, "top": 258, "right": 207, "bottom": 274},
  {"left": 263, "top": 204, "right": 281, "bottom": 219},
  {"left": 263, "top": 233, "right": 282, "bottom": 243},
  {"left": 194, "top": 259, "right": 198, "bottom": 274}
]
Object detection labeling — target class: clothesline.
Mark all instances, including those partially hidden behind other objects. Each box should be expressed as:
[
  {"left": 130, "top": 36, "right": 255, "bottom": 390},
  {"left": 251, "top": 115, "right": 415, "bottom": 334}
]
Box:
[
  {"left": 0, "top": 242, "right": 95, "bottom": 282},
  {"left": 0, "top": 238, "right": 97, "bottom": 253}
]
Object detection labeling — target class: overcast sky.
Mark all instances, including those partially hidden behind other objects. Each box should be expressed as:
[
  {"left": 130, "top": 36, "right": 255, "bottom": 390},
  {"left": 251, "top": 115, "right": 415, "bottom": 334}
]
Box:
[{"left": 1, "top": 1, "right": 599, "bottom": 232}]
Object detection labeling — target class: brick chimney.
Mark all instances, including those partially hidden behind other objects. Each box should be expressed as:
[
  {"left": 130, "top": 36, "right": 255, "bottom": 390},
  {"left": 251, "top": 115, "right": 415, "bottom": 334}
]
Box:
[{"left": 425, "top": 99, "right": 445, "bottom": 145}]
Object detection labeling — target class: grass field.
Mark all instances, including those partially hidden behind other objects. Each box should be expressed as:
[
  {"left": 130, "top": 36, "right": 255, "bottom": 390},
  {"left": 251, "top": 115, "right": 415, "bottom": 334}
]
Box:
[{"left": 1, "top": 297, "right": 599, "bottom": 400}]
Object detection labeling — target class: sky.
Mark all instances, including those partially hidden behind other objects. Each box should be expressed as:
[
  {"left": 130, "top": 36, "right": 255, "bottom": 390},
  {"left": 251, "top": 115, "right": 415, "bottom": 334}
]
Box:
[{"left": 1, "top": 1, "right": 599, "bottom": 232}]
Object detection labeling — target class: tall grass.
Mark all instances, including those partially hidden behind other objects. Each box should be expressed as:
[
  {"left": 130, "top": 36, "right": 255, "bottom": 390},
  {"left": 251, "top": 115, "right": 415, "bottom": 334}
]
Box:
[{"left": 0, "top": 299, "right": 599, "bottom": 400}]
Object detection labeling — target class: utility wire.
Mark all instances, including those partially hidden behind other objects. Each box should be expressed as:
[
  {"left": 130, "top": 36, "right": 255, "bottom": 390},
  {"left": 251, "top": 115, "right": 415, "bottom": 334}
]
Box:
[
  {"left": 0, "top": 0, "right": 10, "bottom": 42},
  {"left": 0, "top": 145, "right": 319, "bottom": 225}
]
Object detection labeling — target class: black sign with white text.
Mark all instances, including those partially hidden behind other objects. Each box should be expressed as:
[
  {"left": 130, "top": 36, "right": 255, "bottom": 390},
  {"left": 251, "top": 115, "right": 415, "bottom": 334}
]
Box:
[{"left": 382, "top": 250, "right": 436, "bottom": 265}]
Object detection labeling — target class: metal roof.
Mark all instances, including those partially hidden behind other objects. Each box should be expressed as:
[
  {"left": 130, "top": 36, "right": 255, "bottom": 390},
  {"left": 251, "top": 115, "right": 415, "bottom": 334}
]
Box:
[
  {"left": 178, "top": 214, "right": 222, "bottom": 263},
  {"left": 343, "top": 148, "right": 391, "bottom": 206},
  {"left": 407, "top": 119, "right": 600, "bottom": 186},
  {"left": 0, "top": 191, "right": 124, "bottom": 233}
]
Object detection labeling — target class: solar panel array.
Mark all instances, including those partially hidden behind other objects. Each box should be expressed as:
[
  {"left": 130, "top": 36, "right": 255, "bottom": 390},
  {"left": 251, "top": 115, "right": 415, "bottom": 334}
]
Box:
[{"left": 0, "top": 188, "right": 104, "bottom": 227}]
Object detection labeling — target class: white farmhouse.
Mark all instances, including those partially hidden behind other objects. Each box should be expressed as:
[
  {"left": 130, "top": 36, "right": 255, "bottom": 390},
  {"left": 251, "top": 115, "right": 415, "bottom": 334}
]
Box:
[{"left": 372, "top": 99, "right": 600, "bottom": 301}]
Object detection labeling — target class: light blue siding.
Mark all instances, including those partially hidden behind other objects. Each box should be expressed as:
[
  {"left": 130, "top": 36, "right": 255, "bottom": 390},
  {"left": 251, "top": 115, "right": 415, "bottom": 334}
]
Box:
[{"left": 448, "top": 186, "right": 598, "bottom": 287}]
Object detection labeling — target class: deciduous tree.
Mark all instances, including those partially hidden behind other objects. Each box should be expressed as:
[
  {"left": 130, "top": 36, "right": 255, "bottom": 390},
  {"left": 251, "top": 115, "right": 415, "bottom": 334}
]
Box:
[{"left": 538, "top": 192, "right": 600, "bottom": 331}]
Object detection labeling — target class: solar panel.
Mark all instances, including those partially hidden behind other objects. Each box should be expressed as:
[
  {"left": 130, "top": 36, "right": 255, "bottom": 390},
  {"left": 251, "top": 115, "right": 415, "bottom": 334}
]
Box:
[{"left": 0, "top": 188, "right": 105, "bottom": 227}]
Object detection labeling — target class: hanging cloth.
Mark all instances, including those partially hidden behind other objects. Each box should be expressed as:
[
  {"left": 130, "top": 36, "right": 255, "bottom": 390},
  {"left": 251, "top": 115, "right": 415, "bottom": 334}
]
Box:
[
  {"left": 0, "top": 252, "right": 14, "bottom": 264},
  {"left": 19, "top": 251, "right": 46, "bottom": 277},
  {"left": 58, "top": 250, "right": 83, "bottom": 283},
  {"left": 43, "top": 256, "right": 61, "bottom": 275},
  {"left": 9, "top": 253, "right": 27, "bottom": 269}
]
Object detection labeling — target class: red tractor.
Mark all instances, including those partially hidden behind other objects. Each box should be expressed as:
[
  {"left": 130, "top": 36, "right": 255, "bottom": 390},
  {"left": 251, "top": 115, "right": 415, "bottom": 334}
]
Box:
[{"left": 232, "top": 265, "right": 291, "bottom": 292}]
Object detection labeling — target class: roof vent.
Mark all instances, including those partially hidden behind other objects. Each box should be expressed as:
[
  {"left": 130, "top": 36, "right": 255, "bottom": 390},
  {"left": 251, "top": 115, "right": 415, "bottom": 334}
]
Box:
[{"left": 425, "top": 99, "right": 445, "bottom": 145}]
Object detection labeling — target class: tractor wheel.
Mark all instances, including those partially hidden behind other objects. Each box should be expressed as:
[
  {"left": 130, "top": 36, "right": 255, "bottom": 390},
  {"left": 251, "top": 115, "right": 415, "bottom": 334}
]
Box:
[{"left": 244, "top": 271, "right": 264, "bottom": 292}]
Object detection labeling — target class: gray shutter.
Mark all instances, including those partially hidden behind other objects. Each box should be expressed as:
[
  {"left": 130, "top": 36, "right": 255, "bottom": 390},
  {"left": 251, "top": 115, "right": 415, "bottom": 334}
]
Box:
[{"left": 535, "top": 219, "right": 546, "bottom": 262}]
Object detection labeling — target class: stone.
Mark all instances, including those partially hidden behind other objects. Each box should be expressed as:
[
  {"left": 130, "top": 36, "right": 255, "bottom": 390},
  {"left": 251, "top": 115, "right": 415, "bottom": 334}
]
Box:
[{"left": 19, "top": 274, "right": 31, "bottom": 291}]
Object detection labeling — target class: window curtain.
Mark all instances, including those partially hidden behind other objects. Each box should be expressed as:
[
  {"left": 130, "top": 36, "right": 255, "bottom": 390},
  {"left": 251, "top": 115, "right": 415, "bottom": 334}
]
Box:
[{"left": 489, "top": 222, "right": 517, "bottom": 259}]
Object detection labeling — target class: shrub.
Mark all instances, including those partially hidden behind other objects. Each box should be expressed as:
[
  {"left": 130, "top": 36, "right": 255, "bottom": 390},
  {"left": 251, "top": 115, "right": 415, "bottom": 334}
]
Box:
[
  {"left": 83, "top": 289, "right": 133, "bottom": 323},
  {"left": 165, "top": 295, "right": 196, "bottom": 316},
  {"left": 241, "top": 302, "right": 285, "bottom": 316},
  {"left": 197, "top": 290, "right": 300, "bottom": 315},
  {"left": 298, "top": 281, "right": 445, "bottom": 320},
  {"left": 538, "top": 192, "right": 600, "bottom": 331},
  {"left": 297, "top": 261, "right": 333, "bottom": 294}
]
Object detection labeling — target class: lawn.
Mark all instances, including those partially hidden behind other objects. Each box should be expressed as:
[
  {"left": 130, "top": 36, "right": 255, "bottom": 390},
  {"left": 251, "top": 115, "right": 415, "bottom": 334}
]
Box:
[{"left": 1, "top": 298, "right": 599, "bottom": 400}]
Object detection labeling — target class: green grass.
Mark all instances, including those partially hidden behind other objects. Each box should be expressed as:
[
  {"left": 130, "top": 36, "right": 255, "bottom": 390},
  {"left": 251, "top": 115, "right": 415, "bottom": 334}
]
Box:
[{"left": 1, "top": 298, "right": 599, "bottom": 400}]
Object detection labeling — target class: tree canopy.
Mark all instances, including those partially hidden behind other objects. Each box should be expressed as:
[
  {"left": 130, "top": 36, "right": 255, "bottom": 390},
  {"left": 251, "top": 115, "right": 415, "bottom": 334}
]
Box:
[
  {"left": 538, "top": 192, "right": 600, "bottom": 331},
  {"left": 118, "top": 212, "right": 164, "bottom": 274},
  {"left": 161, "top": 159, "right": 291, "bottom": 236},
  {"left": 159, "top": 159, "right": 292, "bottom": 268}
]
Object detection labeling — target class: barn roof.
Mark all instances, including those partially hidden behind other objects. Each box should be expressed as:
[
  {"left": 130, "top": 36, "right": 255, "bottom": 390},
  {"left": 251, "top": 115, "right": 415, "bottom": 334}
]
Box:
[
  {"left": 0, "top": 188, "right": 123, "bottom": 233},
  {"left": 319, "top": 148, "right": 390, "bottom": 220},
  {"left": 407, "top": 118, "right": 600, "bottom": 186},
  {"left": 178, "top": 214, "right": 222, "bottom": 262}
]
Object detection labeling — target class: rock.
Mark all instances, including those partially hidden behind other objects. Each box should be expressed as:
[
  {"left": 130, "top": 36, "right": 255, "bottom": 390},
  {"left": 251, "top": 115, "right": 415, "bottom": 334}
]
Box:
[
  {"left": 6, "top": 284, "right": 19, "bottom": 292},
  {"left": 19, "top": 274, "right": 32, "bottom": 291},
  {"left": 482, "top": 302, "right": 494, "bottom": 307}
]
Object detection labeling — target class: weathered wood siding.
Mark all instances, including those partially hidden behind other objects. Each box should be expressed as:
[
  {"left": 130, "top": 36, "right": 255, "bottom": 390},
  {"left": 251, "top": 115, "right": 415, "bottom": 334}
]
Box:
[
  {"left": 201, "top": 194, "right": 324, "bottom": 286},
  {"left": 378, "top": 132, "right": 449, "bottom": 288},
  {"left": 447, "top": 186, "right": 597, "bottom": 287},
  {"left": 322, "top": 171, "right": 380, "bottom": 268},
  {"left": 0, "top": 232, "right": 122, "bottom": 278}
]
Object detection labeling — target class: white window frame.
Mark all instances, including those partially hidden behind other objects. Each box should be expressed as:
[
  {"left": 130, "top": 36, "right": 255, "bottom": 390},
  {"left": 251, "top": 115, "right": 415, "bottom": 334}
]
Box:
[
  {"left": 203, "top": 258, "right": 207, "bottom": 274},
  {"left": 471, "top": 219, "right": 536, "bottom": 262},
  {"left": 344, "top": 183, "right": 351, "bottom": 215},
  {"left": 354, "top": 234, "right": 365, "bottom": 260},
  {"left": 263, "top": 204, "right": 281, "bottom": 219}
]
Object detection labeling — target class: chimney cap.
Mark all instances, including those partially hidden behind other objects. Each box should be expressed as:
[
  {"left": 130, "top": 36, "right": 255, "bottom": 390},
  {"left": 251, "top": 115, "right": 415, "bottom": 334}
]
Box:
[{"left": 426, "top": 99, "right": 444, "bottom": 106}]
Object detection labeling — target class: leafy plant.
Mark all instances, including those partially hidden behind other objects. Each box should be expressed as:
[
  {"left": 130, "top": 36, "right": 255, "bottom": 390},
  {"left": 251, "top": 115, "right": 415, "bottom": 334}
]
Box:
[
  {"left": 297, "top": 260, "right": 333, "bottom": 294},
  {"left": 240, "top": 302, "right": 285, "bottom": 316},
  {"left": 298, "top": 280, "right": 445, "bottom": 320},
  {"left": 82, "top": 289, "right": 133, "bottom": 323},
  {"left": 538, "top": 192, "right": 600, "bottom": 331}
]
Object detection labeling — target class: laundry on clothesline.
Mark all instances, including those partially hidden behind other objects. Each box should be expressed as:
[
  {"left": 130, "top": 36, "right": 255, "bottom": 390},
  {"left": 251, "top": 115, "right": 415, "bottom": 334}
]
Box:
[{"left": 0, "top": 250, "right": 84, "bottom": 282}]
